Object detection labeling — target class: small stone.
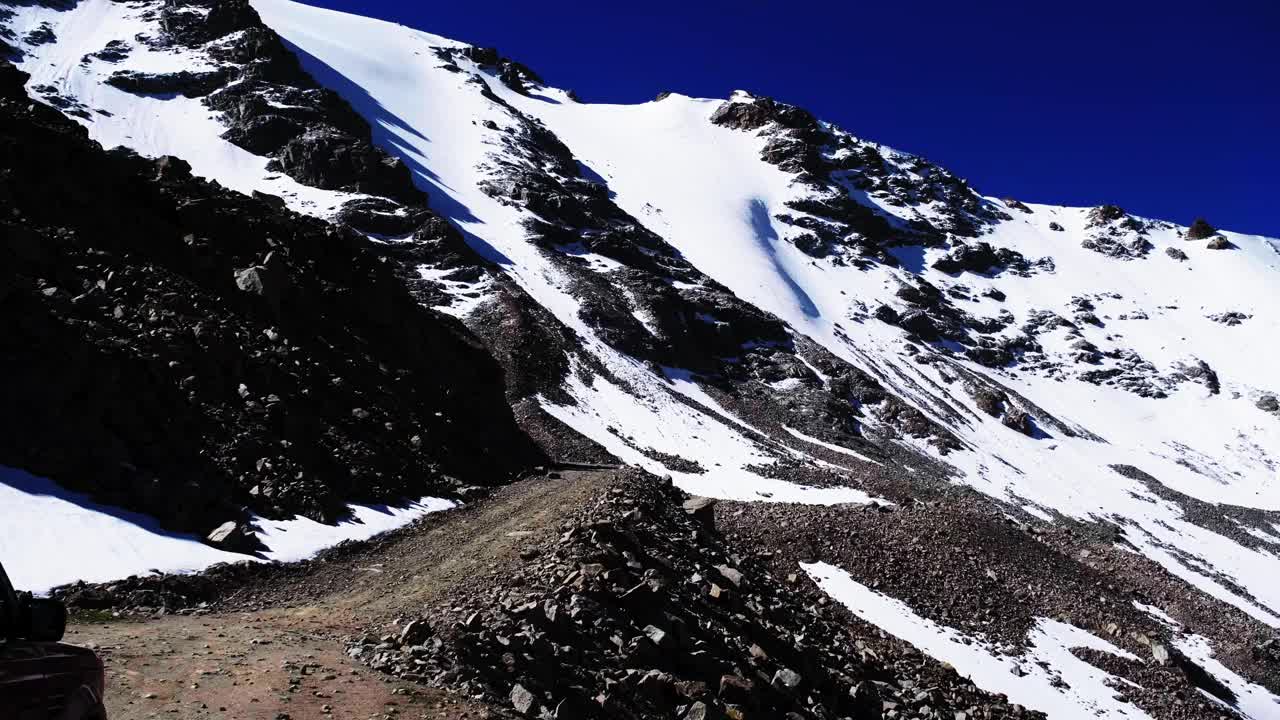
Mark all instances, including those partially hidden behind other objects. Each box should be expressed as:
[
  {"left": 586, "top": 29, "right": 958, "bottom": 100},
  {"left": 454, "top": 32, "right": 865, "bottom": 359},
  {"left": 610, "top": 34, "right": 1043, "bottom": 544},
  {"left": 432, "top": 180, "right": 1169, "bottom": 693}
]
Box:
[
  {"left": 1151, "top": 643, "right": 1170, "bottom": 665},
  {"left": 715, "top": 565, "right": 744, "bottom": 588},
  {"left": 771, "top": 668, "right": 801, "bottom": 692},
  {"left": 510, "top": 683, "right": 538, "bottom": 716},
  {"left": 644, "top": 624, "right": 674, "bottom": 649},
  {"left": 683, "top": 701, "right": 718, "bottom": 720}
]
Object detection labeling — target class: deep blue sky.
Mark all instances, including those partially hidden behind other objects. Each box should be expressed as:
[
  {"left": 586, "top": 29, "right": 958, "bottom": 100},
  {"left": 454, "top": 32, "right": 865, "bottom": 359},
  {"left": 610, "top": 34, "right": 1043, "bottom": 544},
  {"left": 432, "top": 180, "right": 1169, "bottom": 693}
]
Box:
[{"left": 299, "top": 1, "right": 1278, "bottom": 236}]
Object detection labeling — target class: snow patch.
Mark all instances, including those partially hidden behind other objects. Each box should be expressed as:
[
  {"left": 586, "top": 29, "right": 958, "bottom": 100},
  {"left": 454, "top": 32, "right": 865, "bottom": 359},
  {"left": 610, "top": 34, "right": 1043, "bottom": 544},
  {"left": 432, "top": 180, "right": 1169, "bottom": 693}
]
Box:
[
  {"left": 0, "top": 466, "right": 452, "bottom": 594},
  {"left": 804, "top": 561, "right": 1154, "bottom": 720},
  {"left": 1174, "top": 634, "right": 1280, "bottom": 720}
]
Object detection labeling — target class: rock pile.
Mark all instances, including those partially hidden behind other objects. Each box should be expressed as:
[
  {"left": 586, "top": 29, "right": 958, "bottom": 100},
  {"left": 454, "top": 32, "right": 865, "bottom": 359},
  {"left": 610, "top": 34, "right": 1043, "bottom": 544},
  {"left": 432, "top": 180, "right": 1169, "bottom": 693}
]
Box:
[{"left": 349, "top": 472, "right": 1041, "bottom": 719}]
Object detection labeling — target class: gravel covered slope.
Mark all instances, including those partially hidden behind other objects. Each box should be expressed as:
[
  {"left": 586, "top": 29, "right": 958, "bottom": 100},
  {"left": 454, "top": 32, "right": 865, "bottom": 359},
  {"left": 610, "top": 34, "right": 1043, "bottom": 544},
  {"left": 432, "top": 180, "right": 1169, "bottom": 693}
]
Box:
[{"left": 0, "top": 59, "right": 542, "bottom": 542}]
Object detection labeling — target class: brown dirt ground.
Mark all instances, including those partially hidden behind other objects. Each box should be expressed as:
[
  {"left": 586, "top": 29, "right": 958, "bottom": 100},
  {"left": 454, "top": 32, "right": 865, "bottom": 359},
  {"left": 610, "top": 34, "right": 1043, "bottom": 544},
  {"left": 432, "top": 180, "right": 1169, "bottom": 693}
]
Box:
[{"left": 71, "top": 470, "right": 612, "bottom": 720}]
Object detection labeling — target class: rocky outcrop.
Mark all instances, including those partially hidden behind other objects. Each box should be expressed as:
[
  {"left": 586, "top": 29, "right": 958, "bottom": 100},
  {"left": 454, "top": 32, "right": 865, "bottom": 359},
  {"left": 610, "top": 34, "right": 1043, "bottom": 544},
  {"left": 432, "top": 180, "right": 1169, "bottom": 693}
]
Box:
[
  {"left": 710, "top": 94, "right": 821, "bottom": 133},
  {"left": 270, "top": 128, "right": 420, "bottom": 201},
  {"left": 712, "top": 93, "right": 1007, "bottom": 249},
  {"left": 932, "top": 241, "right": 1030, "bottom": 276},
  {"left": 22, "top": 21, "right": 55, "bottom": 46},
  {"left": 336, "top": 197, "right": 433, "bottom": 236},
  {"left": 1208, "top": 311, "right": 1250, "bottom": 326},
  {"left": 450, "top": 46, "right": 545, "bottom": 95},
  {"left": 83, "top": 39, "right": 130, "bottom": 64},
  {"left": 1004, "top": 197, "right": 1032, "bottom": 213},
  {"left": 1082, "top": 206, "right": 1153, "bottom": 259},
  {"left": 105, "top": 68, "right": 231, "bottom": 97},
  {"left": 1186, "top": 217, "right": 1217, "bottom": 240}
]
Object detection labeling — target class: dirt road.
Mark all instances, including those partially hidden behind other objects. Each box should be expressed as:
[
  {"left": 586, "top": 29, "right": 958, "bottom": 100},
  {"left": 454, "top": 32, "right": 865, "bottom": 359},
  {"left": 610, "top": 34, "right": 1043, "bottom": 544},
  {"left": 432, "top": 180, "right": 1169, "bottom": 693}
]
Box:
[{"left": 71, "top": 470, "right": 610, "bottom": 720}]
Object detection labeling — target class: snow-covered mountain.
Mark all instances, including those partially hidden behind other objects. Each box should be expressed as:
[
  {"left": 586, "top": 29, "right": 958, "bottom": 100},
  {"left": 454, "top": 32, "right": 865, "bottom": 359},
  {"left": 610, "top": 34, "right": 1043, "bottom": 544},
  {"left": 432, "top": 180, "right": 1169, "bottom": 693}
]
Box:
[{"left": 2, "top": 1, "right": 1278, "bottom": 717}]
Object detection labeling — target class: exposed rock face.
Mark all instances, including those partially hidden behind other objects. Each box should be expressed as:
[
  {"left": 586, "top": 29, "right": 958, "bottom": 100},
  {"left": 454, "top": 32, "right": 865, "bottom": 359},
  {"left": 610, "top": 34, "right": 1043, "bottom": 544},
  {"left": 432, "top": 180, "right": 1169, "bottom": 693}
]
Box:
[
  {"left": 0, "top": 62, "right": 542, "bottom": 536},
  {"left": 451, "top": 45, "right": 545, "bottom": 95},
  {"left": 710, "top": 94, "right": 821, "bottom": 133},
  {"left": 105, "top": 68, "right": 231, "bottom": 97},
  {"left": 336, "top": 198, "right": 432, "bottom": 236},
  {"left": 271, "top": 128, "right": 419, "bottom": 201}
]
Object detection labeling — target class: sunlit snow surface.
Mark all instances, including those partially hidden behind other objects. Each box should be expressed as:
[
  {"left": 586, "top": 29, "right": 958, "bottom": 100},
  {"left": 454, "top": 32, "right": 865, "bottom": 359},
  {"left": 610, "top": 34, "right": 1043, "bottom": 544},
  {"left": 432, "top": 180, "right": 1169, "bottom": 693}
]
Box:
[
  {"left": 250, "top": 0, "right": 884, "bottom": 507},
  {"left": 0, "top": 467, "right": 453, "bottom": 594},
  {"left": 805, "top": 562, "right": 1280, "bottom": 720},
  {"left": 3, "top": 0, "right": 357, "bottom": 216}
]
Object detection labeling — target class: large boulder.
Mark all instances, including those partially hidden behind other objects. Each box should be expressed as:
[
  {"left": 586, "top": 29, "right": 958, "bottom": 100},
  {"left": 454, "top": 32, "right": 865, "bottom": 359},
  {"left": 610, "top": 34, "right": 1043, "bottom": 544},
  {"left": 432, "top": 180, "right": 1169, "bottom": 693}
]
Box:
[
  {"left": 206, "top": 521, "right": 264, "bottom": 554},
  {"left": 233, "top": 251, "right": 289, "bottom": 314},
  {"left": 1185, "top": 217, "right": 1217, "bottom": 240}
]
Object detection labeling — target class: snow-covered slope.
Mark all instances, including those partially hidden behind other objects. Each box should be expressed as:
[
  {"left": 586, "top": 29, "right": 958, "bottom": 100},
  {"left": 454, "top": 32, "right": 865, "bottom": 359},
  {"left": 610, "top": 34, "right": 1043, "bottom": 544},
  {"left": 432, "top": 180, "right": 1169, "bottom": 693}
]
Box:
[
  {"left": 246, "top": 0, "right": 1280, "bottom": 629},
  {"left": 3, "top": 1, "right": 1279, "bottom": 716},
  {"left": 0, "top": 0, "right": 355, "bottom": 214},
  {"left": 247, "top": 0, "right": 888, "bottom": 505},
  {"left": 506, "top": 82, "right": 1280, "bottom": 624}
]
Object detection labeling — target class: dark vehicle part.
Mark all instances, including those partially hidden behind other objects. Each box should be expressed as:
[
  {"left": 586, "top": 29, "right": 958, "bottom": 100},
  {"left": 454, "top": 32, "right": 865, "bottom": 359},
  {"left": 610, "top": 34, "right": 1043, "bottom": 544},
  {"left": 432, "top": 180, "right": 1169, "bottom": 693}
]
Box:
[{"left": 0, "top": 561, "right": 106, "bottom": 719}]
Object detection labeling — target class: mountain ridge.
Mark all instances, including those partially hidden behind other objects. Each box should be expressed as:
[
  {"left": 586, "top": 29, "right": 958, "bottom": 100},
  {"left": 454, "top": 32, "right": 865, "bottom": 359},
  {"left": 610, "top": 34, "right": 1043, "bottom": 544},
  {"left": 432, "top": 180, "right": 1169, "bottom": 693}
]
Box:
[{"left": 1, "top": 1, "right": 1278, "bottom": 718}]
